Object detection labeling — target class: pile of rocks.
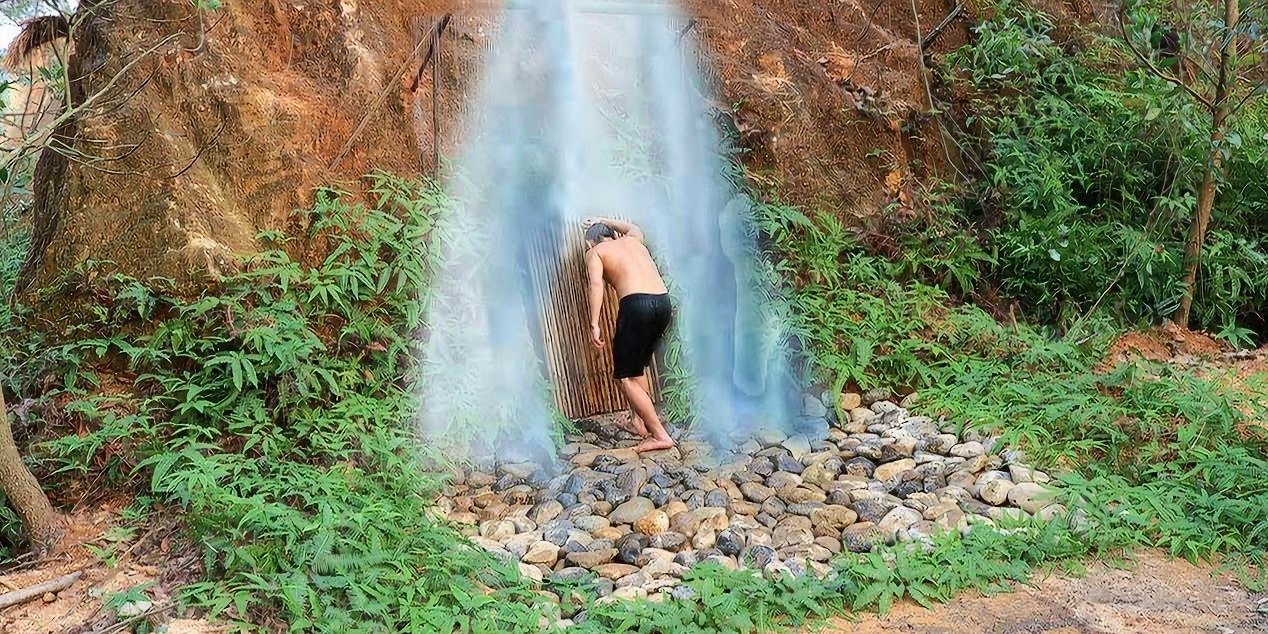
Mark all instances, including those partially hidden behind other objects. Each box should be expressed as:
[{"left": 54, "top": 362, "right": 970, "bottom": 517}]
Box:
[{"left": 435, "top": 390, "right": 1064, "bottom": 604}]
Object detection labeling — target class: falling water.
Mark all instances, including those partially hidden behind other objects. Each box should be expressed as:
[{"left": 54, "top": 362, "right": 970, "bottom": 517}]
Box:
[{"left": 418, "top": 0, "right": 811, "bottom": 464}]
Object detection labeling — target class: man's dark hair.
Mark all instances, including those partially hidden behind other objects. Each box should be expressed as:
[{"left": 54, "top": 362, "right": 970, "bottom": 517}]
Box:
[{"left": 585, "top": 223, "right": 616, "bottom": 244}]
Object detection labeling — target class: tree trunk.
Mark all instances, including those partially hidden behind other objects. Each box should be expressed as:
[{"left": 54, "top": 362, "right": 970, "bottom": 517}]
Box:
[
  {"left": 1176, "top": 0, "right": 1238, "bottom": 328},
  {"left": 0, "top": 390, "right": 61, "bottom": 554}
]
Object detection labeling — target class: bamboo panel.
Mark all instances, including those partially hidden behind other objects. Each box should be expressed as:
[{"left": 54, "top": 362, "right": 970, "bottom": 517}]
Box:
[{"left": 526, "top": 222, "right": 661, "bottom": 419}]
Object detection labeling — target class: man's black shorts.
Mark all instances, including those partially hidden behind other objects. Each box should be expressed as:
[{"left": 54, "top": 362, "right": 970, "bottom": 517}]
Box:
[{"left": 612, "top": 293, "right": 672, "bottom": 379}]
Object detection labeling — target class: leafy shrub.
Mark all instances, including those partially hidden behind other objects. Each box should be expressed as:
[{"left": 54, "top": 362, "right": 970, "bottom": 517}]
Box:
[{"left": 939, "top": 0, "right": 1268, "bottom": 340}]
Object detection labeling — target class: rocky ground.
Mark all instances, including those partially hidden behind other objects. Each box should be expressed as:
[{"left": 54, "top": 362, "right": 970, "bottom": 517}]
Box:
[{"left": 437, "top": 390, "right": 1071, "bottom": 621}]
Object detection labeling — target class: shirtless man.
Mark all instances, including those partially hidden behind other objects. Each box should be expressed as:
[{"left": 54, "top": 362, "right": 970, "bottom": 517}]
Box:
[{"left": 583, "top": 217, "right": 675, "bottom": 453}]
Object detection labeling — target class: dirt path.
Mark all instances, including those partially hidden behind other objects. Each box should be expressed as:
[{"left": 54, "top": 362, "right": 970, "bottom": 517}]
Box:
[{"left": 832, "top": 551, "right": 1266, "bottom": 634}]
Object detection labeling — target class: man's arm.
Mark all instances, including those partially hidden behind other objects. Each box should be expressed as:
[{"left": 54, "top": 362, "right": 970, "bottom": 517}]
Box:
[
  {"left": 585, "top": 217, "right": 644, "bottom": 242},
  {"left": 585, "top": 249, "right": 606, "bottom": 350}
]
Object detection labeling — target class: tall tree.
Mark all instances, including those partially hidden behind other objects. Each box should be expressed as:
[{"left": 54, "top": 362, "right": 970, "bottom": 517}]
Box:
[
  {"left": 0, "top": 388, "right": 61, "bottom": 553},
  {"left": 1120, "top": 0, "right": 1267, "bottom": 327}
]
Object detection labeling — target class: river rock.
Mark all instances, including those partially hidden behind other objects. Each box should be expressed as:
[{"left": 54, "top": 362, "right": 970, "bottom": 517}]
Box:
[
  {"left": 528, "top": 500, "right": 564, "bottom": 524},
  {"left": 522, "top": 541, "right": 560, "bottom": 566},
  {"left": 609, "top": 497, "right": 655, "bottom": 525},
  {"left": 634, "top": 510, "right": 670, "bottom": 536},
  {"left": 873, "top": 459, "right": 916, "bottom": 483},
  {"left": 980, "top": 479, "right": 1015, "bottom": 506},
  {"left": 810, "top": 505, "right": 857, "bottom": 532},
  {"left": 740, "top": 482, "right": 776, "bottom": 503},
  {"left": 479, "top": 520, "right": 516, "bottom": 543},
  {"left": 841, "top": 522, "right": 887, "bottom": 552},
  {"left": 741, "top": 544, "right": 777, "bottom": 569},
  {"left": 849, "top": 498, "right": 899, "bottom": 523},
  {"left": 615, "top": 534, "right": 647, "bottom": 565},
  {"left": 594, "top": 563, "right": 641, "bottom": 580},
  {"left": 1007, "top": 483, "right": 1054, "bottom": 514},
  {"left": 565, "top": 548, "right": 616, "bottom": 569}
]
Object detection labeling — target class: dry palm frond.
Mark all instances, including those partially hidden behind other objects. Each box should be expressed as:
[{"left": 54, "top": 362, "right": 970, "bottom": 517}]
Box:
[{"left": 3, "top": 15, "right": 70, "bottom": 74}]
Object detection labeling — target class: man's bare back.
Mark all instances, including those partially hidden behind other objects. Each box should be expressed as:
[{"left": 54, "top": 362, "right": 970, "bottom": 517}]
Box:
[{"left": 588, "top": 237, "right": 669, "bottom": 298}]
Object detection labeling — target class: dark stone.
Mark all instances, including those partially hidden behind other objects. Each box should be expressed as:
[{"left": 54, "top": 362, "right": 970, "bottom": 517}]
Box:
[
  {"left": 717, "top": 528, "right": 745, "bottom": 556},
  {"left": 592, "top": 455, "right": 622, "bottom": 471},
  {"left": 842, "top": 457, "right": 877, "bottom": 477},
  {"left": 493, "top": 474, "right": 519, "bottom": 492},
  {"left": 562, "top": 540, "right": 589, "bottom": 555},
  {"left": 563, "top": 473, "right": 593, "bottom": 496},
  {"left": 787, "top": 501, "right": 824, "bottom": 517},
  {"left": 563, "top": 504, "right": 593, "bottom": 520},
  {"left": 922, "top": 474, "right": 947, "bottom": 493},
  {"left": 826, "top": 489, "right": 853, "bottom": 506},
  {"left": 615, "top": 534, "right": 647, "bottom": 565},
  {"left": 648, "top": 487, "right": 673, "bottom": 507},
  {"left": 960, "top": 499, "right": 994, "bottom": 517},
  {"left": 526, "top": 470, "right": 552, "bottom": 488},
  {"left": 682, "top": 474, "right": 707, "bottom": 491},
  {"left": 775, "top": 454, "right": 805, "bottom": 474},
  {"left": 751, "top": 457, "right": 775, "bottom": 478},
  {"left": 756, "top": 513, "right": 778, "bottom": 528},
  {"left": 855, "top": 444, "right": 884, "bottom": 461},
  {"left": 598, "top": 480, "right": 629, "bottom": 506},
  {"left": 556, "top": 493, "right": 578, "bottom": 508},
  {"left": 650, "top": 474, "right": 675, "bottom": 489},
  {"left": 650, "top": 531, "right": 688, "bottom": 552},
  {"left": 683, "top": 490, "right": 707, "bottom": 511},
  {"left": 617, "top": 467, "right": 649, "bottom": 497},
  {"left": 705, "top": 489, "right": 731, "bottom": 509},
  {"left": 550, "top": 567, "right": 590, "bottom": 583},
  {"left": 544, "top": 520, "right": 577, "bottom": 546},
  {"left": 861, "top": 388, "right": 891, "bottom": 405},
  {"left": 849, "top": 498, "right": 899, "bottom": 523},
  {"left": 880, "top": 444, "right": 908, "bottom": 463},
  {"left": 741, "top": 545, "right": 777, "bottom": 569},
  {"left": 893, "top": 479, "right": 923, "bottom": 498},
  {"left": 674, "top": 551, "right": 701, "bottom": 567},
  {"left": 760, "top": 497, "right": 788, "bottom": 518},
  {"left": 594, "top": 579, "right": 614, "bottom": 597},
  {"left": 820, "top": 457, "right": 845, "bottom": 474}
]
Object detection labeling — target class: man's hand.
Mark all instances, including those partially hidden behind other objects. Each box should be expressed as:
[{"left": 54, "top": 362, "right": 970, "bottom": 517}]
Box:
[{"left": 591, "top": 323, "right": 604, "bottom": 350}]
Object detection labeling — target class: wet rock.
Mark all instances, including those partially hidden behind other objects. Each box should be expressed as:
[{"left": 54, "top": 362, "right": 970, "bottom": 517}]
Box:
[
  {"left": 750, "top": 457, "right": 775, "bottom": 478},
  {"left": 650, "top": 531, "right": 689, "bottom": 552},
  {"left": 617, "top": 466, "right": 649, "bottom": 498},
  {"left": 556, "top": 493, "right": 578, "bottom": 508},
  {"left": 526, "top": 470, "right": 553, "bottom": 488},
  {"left": 774, "top": 454, "right": 805, "bottom": 474},
  {"left": 609, "top": 497, "right": 655, "bottom": 525}
]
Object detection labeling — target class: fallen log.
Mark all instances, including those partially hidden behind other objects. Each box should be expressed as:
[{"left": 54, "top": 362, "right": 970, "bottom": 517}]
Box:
[{"left": 0, "top": 570, "right": 83, "bottom": 610}]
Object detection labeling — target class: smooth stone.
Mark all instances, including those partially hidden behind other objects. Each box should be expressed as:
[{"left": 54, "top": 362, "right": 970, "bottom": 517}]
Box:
[
  {"left": 594, "top": 563, "right": 641, "bottom": 580},
  {"left": 783, "top": 434, "right": 813, "bottom": 460},
  {"left": 522, "top": 541, "right": 560, "bottom": 566},
  {"left": 649, "top": 531, "right": 688, "bottom": 552},
  {"left": 505, "top": 532, "right": 543, "bottom": 558},
  {"left": 950, "top": 442, "right": 985, "bottom": 458},
  {"left": 574, "top": 515, "right": 610, "bottom": 534},
  {"left": 801, "top": 463, "right": 837, "bottom": 488},
  {"left": 704, "top": 489, "right": 731, "bottom": 509},
  {"left": 918, "top": 434, "right": 958, "bottom": 455},
  {"left": 878, "top": 507, "right": 923, "bottom": 532},
  {"left": 980, "top": 479, "right": 1015, "bottom": 506},
  {"left": 815, "top": 535, "right": 842, "bottom": 554},
  {"left": 692, "top": 525, "right": 717, "bottom": 550},
  {"left": 740, "top": 482, "right": 776, "bottom": 503},
  {"left": 609, "top": 498, "right": 655, "bottom": 525},
  {"left": 716, "top": 528, "right": 745, "bottom": 556},
  {"left": 775, "top": 454, "right": 805, "bottom": 474},
  {"left": 861, "top": 388, "right": 891, "bottom": 405},
  {"left": 528, "top": 500, "right": 564, "bottom": 524},
  {"left": 479, "top": 520, "right": 516, "bottom": 542},
  {"left": 1007, "top": 482, "right": 1055, "bottom": 514},
  {"left": 811, "top": 505, "right": 857, "bottom": 531},
  {"left": 782, "top": 487, "right": 827, "bottom": 505},
  {"left": 565, "top": 548, "right": 616, "bottom": 569},
  {"left": 593, "top": 527, "right": 624, "bottom": 541},
  {"left": 634, "top": 510, "right": 670, "bottom": 536},
  {"left": 1037, "top": 503, "right": 1067, "bottom": 522},
  {"left": 643, "top": 559, "right": 687, "bottom": 579},
  {"left": 839, "top": 392, "right": 862, "bottom": 411},
  {"left": 767, "top": 471, "right": 803, "bottom": 491},
  {"left": 874, "top": 459, "right": 917, "bottom": 482},
  {"left": 842, "top": 457, "right": 877, "bottom": 477}
]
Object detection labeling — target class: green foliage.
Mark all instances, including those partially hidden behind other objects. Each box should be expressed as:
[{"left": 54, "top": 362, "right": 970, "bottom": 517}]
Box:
[
  {"left": 939, "top": 0, "right": 1268, "bottom": 338},
  {"left": 756, "top": 197, "right": 1268, "bottom": 569}
]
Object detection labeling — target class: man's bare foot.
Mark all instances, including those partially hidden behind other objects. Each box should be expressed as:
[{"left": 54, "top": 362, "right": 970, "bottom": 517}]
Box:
[
  {"left": 615, "top": 413, "right": 647, "bottom": 437},
  {"left": 634, "top": 436, "right": 675, "bottom": 453}
]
